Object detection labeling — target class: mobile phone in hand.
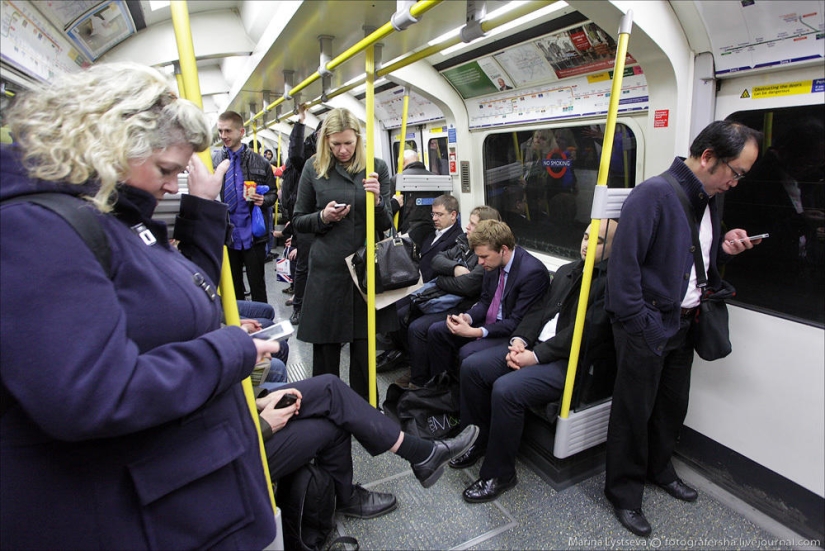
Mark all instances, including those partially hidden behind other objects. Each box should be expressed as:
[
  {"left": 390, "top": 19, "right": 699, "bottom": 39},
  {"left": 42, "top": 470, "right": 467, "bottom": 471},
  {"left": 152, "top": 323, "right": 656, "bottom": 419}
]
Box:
[
  {"left": 333, "top": 203, "right": 347, "bottom": 209},
  {"left": 273, "top": 393, "right": 298, "bottom": 409}
]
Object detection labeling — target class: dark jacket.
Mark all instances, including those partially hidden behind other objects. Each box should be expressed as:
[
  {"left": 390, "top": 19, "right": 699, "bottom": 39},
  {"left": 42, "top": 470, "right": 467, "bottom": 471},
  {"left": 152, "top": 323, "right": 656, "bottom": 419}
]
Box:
[
  {"left": 605, "top": 157, "right": 729, "bottom": 354},
  {"left": 0, "top": 145, "right": 275, "bottom": 549},
  {"left": 292, "top": 157, "right": 396, "bottom": 342},
  {"left": 418, "top": 221, "right": 463, "bottom": 282},
  {"left": 212, "top": 145, "right": 278, "bottom": 245},
  {"left": 280, "top": 122, "right": 317, "bottom": 220},
  {"left": 431, "top": 233, "right": 484, "bottom": 302},
  {"left": 514, "top": 259, "right": 613, "bottom": 367},
  {"left": 391, "top": 161, "right": 436, "bottom": 236},
  {"left": 466, "top": 246, "right": 550, "bottom": 339}
]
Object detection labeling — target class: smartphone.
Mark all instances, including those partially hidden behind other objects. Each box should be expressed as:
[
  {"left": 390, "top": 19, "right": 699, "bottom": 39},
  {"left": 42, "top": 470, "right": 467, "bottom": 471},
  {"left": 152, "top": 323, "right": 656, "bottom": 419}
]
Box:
[
  {"left": 333, "top": 203, "right": 347, "bottom": 209},
  {"left": 734, "top": 233, "right": 769, "bottom": 243},
  {"left": 273, "top": 393, "right": 298, "bottom": 409},
  {"left": 250, "top": 320, "right": 294, "bottom": 341}
]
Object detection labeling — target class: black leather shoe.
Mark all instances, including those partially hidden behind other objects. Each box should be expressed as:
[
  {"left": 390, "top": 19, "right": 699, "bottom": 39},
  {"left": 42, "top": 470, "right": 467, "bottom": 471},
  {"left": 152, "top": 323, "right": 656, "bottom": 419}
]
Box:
[
  {"left": 412, "top": 425, "right": 479, "bottom": 488},
  {"left": 462, "top": 475, "right": 517, "bottom": 503},
  {"left": 289, "top": 310, "right": 300, "bottom": 325},
  {"left": 614, "top": 507, "right": 652, "bottom": 537},
  {"left": 448, "top": 444, "right": 485, "bottom": 469},
  {"left": 337, "top": 485, "right": 397, "bottom": 519},
  {"left": 656, "top": 479, "right": 698, "bottom": 502},
  {"left": 376, "top": 349, "right": 408, "bottom": 373}
]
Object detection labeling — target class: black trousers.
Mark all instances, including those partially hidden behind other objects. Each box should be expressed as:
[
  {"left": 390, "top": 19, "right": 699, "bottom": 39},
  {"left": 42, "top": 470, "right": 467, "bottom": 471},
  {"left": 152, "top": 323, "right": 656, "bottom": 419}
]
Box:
[
  {"left": 263, "top": 375, "right": 399, "bottom": 504},
  {"left": 227, "top": 242, "right": 268, "bottom": 303},
  {"left": 417, "top": 320, "right": 507, "bottom": 387},
  {"left": 604, "top": 317, "right": 694, "bottom": 510},
  {"left": 460, "top": 344, "right": 566, "bottom": 480},
  {"left": 312, "top": 340, "right": 374, "bottom": 402}
]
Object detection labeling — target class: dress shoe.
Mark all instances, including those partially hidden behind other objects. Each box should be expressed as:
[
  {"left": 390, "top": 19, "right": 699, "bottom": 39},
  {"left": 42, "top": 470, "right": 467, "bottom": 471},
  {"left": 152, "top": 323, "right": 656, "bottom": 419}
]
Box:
[
  {"left": 614, "top": 507, "right": 652, "bottom": 537},
  {"left": 656, "top": 479, "right": 698, "bottom": 502},
  {"left": 289, "top": 310, "right": 301, "bottom": 325},
  {"left": 412, "top": 425, "right": 479, "bottom": 488},
  {"left": 462, "top": 474, "right": 517, "bottom": 503},
  {"left": 337, "top": 484, "right": 397, "bottom": 519},
  {"left": 448, "top": 444, "right": 485, "bottom": 469},
  {"left": 377, "top": 349, "right": 408, "bottom": 373},
  {"left": 282, "top": 285, "right": 294, "bottom": 294}
]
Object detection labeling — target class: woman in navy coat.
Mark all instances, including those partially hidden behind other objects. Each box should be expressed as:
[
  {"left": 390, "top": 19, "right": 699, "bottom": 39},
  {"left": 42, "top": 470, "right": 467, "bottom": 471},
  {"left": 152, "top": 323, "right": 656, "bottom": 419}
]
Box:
[{"left": 0, "top": 63, "right": 280, "bottom": 549}]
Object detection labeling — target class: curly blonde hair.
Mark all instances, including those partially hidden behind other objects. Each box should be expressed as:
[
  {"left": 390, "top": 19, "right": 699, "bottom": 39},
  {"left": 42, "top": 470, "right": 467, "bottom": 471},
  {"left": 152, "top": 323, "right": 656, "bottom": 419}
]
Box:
[
  {"left": 312, "top": 107, "right": 366, "bottom": 179},
  {"left": 8, "top": 62, "right": 210, "bottom": 212}
]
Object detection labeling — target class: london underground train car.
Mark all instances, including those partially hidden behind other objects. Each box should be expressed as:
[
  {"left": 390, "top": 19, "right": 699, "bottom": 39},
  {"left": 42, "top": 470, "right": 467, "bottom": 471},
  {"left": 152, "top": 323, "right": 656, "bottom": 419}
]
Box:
[{"left": 1, "top": 1, "right": 822, "bottom": 548}]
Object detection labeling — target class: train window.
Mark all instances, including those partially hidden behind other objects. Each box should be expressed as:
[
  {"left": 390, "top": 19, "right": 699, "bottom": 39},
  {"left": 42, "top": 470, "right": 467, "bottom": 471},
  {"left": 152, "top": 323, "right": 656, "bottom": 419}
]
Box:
[
  {"left": 724, "top": 105, "right": 825, "bottom": 326},
  {"left": 391, "top": 140, "right": 418, "bottom": 174},
  {"left": 427, "top": 137, "right": 449, "bottom": 175},
  {"left": 482, "top": 124, "right": 637, "bottom": 259}
]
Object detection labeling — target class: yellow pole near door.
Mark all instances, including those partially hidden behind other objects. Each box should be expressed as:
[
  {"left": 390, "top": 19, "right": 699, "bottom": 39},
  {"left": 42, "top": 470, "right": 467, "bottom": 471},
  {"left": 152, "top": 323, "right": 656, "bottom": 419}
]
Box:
[
  {"left": 365, "top": 44, "right": 378, "bottom": 408},
  {"left": 169, "top": 0, "right": 277, "bottom": 513},
  {"left": 559, "top": 10, "right": 633, "bottom": 420}
]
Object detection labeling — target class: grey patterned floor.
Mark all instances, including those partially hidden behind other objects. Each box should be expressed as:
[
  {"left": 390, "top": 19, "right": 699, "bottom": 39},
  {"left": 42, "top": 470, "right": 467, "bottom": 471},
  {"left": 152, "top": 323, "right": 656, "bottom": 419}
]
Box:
[{"left": 260, "top": 252, "right": 820, "bottom": 551}]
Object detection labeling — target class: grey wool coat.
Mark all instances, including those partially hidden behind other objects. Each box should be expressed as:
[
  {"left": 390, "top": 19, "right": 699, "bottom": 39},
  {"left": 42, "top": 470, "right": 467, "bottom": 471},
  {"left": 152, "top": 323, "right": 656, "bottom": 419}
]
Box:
[{"left": 292, "top": 156, "right": 399, "bottom": 343}]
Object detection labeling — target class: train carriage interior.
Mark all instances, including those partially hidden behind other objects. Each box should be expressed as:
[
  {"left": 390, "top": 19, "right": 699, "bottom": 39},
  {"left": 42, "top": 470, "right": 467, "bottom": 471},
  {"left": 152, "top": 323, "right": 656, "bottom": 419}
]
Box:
[{"left": 1, "top": 0, "right": 823, "bottom": 549}]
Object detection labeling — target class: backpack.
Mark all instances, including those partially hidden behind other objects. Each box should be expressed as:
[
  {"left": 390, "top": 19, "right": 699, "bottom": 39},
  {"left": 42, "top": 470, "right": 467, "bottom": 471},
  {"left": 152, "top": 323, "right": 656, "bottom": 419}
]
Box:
[
  {"left": 383, "top": 372, "right": 461, "bottom": 440},
  {"left": 276, "top": 462, "right": 338, "bottom": 551}
]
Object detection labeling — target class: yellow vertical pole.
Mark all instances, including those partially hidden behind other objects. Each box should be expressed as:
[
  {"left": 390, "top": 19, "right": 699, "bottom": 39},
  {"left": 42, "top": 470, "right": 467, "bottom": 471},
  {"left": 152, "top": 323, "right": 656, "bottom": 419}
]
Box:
[
  {"left": 559, "top": 10, "right": 633, "bottom": 419},
  {"left": 394, "top": 87, "right": 410, "bottom": 228},
  {"left": 169, "top": 0, "right": 277, "bottom": 511},
  {"left": 365, "top": 45, "right": 378, "bottom": 408}
]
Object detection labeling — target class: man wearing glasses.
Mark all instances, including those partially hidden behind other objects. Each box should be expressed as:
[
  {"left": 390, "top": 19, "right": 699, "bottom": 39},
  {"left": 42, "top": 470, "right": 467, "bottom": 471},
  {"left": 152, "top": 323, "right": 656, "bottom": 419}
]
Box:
[
  {"left": 419, "top": 195, "right": 463, "bottom": 282},
  {"left": 603, "top": 120, "right": 764, "bottom": 538}
]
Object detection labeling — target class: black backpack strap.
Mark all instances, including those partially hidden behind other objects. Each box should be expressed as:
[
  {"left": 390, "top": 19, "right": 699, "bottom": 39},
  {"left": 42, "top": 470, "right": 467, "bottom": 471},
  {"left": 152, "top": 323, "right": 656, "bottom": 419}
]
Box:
[
  {"left": 1, "top": 193, "right": 112, "bottom": 277},
  {"left": 1, "top": 193, "right": 113, "bottom": 418}
]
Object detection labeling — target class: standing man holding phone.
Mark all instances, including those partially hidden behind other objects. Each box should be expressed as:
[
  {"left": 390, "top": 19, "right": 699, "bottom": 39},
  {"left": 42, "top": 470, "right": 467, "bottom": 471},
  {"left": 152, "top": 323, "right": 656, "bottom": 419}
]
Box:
[{"left": 604, "top": 120, "right": 764, "bottom": 537}]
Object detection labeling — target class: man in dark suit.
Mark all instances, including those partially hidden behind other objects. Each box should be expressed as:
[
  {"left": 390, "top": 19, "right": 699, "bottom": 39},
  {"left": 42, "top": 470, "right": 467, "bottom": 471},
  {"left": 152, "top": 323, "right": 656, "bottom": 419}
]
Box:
[
  {"left": 412, "top": 220, "right": 549, "bottom": 387},
  {"left": 418, "top": 194, "right": 463, "bottom": 282},
  {"left": 450, "top": 221, "right": 618, "bottom": 503}
]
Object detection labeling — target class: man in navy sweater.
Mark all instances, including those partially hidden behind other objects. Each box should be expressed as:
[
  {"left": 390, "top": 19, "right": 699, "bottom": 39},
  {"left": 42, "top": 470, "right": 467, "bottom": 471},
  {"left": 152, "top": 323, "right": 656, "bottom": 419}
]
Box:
[{"left": 604, "top": 120, "right": 763, "bottom": 537}]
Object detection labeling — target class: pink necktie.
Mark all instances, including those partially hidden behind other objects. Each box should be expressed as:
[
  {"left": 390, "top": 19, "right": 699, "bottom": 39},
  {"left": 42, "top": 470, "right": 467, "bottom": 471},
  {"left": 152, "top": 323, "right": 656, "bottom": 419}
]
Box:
[{"left": 485, "top": 269, "right": 505, "bottom": 325}]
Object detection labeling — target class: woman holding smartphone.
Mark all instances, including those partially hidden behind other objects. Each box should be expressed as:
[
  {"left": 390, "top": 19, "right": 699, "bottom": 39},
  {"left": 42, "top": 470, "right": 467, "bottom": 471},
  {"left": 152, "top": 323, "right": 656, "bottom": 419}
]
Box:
[
  {"left": 0, "top": 63, "right": 280, "bottom": 549},
  {"left": 292, "top": 107, "right": 397, "bottom": 400}
]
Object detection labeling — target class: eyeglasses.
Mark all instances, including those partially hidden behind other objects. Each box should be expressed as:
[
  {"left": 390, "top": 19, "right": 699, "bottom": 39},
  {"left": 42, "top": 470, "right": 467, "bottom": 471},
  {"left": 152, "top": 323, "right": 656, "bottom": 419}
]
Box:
[
  {"left": 431, "top": 211, "right": 448, "bottom": 218},
  {"left": 722, "top": 159, "right": 747, "bottom": 181}
]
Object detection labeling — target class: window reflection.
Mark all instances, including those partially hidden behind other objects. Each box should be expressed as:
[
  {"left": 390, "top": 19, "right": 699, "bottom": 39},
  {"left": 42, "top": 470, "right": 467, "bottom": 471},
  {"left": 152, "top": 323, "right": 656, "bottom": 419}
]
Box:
[
  {"left": 483, "top": 124, "right": 637, "bottom": 259},
  {"left": 724, "top": 106, "right": 825, "bottom": 326}
]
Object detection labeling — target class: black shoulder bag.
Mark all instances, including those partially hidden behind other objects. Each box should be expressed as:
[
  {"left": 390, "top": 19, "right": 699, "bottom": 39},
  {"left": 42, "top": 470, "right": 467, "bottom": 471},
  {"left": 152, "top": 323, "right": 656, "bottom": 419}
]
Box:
[
  {"left": 663, "top": 174, "right": 735, "bottom": 361},
  {"left": 351, "top": 227, "right": 420, "bottom": 294}
]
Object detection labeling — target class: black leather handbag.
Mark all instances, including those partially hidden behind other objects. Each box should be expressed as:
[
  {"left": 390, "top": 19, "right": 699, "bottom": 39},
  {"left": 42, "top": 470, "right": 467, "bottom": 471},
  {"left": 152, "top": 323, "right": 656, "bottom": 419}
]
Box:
[
  {"left": 351, "top": 228, "right": 420, "bottom": 294},
  {"left": 693, "top": 280, "right": 735, "bottom": 361}
]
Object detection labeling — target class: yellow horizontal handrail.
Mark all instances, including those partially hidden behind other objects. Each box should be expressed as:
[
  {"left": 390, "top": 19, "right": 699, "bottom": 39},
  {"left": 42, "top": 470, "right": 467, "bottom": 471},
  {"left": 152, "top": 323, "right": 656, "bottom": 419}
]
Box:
[{"left": 248, "top": 0, "right": 443, "bottom": 126}]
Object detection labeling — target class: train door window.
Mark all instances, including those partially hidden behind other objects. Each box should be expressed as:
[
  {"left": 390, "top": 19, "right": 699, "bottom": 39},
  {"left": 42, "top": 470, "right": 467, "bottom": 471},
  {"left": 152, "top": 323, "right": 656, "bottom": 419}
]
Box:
[
  {"left": 427, "top": 137, "right": 449, "bottom": 175},
  {"left": 723, "top": 105, "right": 824, "bottom": 326},
  {"left": 392, "top": 140, "right": 419, "bottom": 174},
  {"left": 482, "top": 124, "right": 637, "bottom": 259}
]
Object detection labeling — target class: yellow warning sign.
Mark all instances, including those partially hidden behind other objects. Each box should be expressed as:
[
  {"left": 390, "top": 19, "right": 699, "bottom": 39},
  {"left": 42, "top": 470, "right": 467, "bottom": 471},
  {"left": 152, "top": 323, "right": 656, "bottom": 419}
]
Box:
[
  {"left": 587, "top": 72, "right": 611, "bottom": 83},
  {"left": 752, "top": 80, "right": 811, "bottom": 99},
  {"left": 740, "top": 89, "right": 751, "bottom": 99}
]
